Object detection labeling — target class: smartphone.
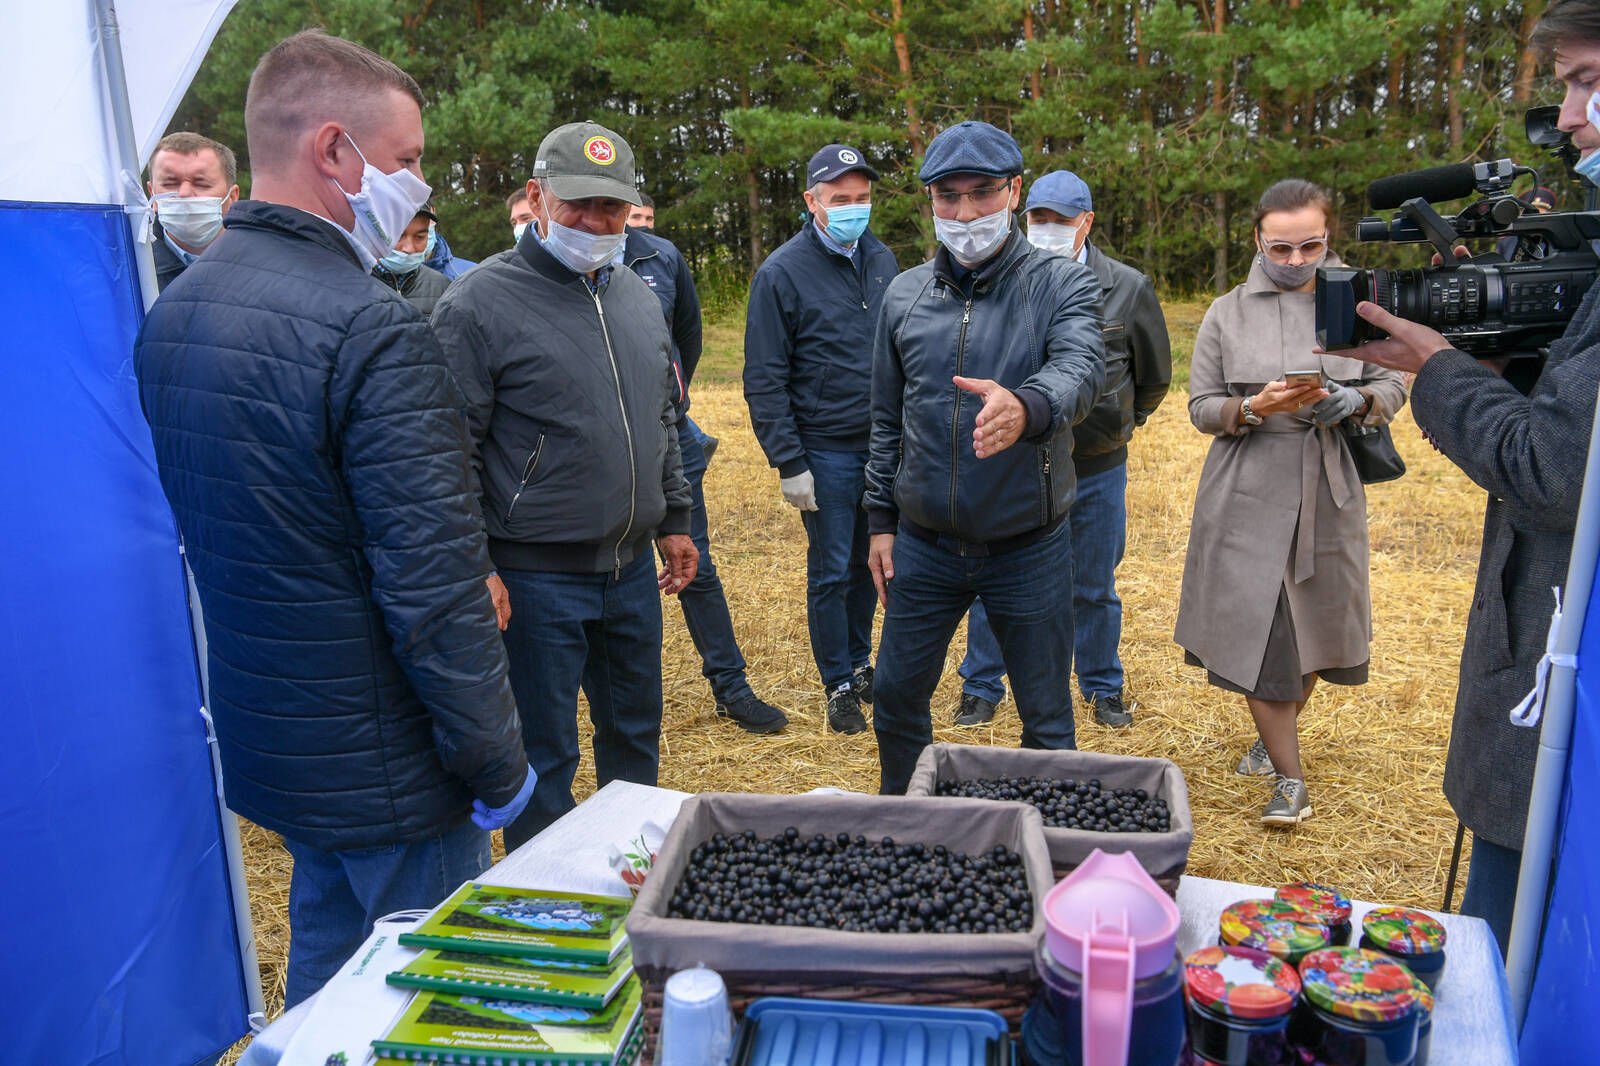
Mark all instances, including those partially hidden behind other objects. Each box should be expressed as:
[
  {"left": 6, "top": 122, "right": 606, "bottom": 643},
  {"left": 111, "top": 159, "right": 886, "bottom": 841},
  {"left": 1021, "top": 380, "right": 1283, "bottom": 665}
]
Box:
[{"left": 1283, "top": 369, "right": 1324, "bottom": 388}]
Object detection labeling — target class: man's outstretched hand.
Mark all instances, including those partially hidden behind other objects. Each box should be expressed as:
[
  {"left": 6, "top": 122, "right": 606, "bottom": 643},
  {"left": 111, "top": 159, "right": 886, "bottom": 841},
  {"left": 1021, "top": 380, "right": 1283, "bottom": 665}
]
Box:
[{"left": 955, "top": 376, "right": 1026, "bottom": 458}]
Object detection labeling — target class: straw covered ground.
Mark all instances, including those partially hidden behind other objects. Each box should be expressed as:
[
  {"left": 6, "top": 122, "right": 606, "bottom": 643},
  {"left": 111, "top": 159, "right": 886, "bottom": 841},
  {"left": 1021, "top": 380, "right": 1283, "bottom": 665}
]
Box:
[{"left": 224, "top": 297, "right": 1487, "bottom": 1056}]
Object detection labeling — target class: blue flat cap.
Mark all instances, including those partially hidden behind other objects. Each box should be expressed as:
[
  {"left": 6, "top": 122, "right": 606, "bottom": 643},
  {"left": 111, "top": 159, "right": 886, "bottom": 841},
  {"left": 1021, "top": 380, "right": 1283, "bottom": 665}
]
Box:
[
  {"left": 807, "top": 144, "right": 880, "bottom": 186},
  {"left": 918, "top": 121, "right": 1024, "bottom": 183},
  {"left": 1026, "top": 170, "right": 1092, "bottom": 216}
]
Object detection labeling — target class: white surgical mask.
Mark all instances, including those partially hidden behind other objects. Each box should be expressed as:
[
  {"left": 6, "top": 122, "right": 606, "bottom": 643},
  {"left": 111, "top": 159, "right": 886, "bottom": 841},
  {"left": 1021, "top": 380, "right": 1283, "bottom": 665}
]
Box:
[
  {"left": 1580, "top": 91, "right": 1600, "bottom": 183},
  {"left": 1027, "top": 221, "right": 1079, "bottom": 257},
  {"left": 328, "top": 132, "right": 432, "bottom": 270},
  {"left": 513, "top": 221, "right": 529, "bottom": 243},
  {"left": 155, "top": 195, "right": 226, "bottom": 249},
  {"left": 537, "top": 189, "right": 626, "bottom": 275},
  {"left": 935, "top": 206, "right": 1011, "bottom": 266}
]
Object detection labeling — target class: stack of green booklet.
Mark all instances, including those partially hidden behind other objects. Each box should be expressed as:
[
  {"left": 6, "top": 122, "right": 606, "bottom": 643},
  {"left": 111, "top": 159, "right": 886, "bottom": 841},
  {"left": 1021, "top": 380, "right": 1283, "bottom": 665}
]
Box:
[
  {"left": 372, "top": 974, "right": 644, "bottom": 1065},
  {"left": 388, "top": 945, "right": 634, "bottom": 1009},
  {"left": 397, "top": 884, "right": 632, "bottom": 964}
]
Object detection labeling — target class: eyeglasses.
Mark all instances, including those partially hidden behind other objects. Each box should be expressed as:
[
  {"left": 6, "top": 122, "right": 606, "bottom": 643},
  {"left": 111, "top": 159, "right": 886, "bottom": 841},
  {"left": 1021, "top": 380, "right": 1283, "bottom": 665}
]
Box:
[
  {"left": 931, "top": 182, "right": 1012, "bottom": 208},
  {"left": 1260, "top": 233, "right": 1329, "bottom": 260}
]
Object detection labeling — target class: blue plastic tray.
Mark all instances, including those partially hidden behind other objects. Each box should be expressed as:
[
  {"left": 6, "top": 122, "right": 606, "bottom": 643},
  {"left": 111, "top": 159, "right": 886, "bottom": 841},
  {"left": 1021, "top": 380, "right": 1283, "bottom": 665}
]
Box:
[{"left": 731, "top": 996, "right": 1015, "bottom": 1066}]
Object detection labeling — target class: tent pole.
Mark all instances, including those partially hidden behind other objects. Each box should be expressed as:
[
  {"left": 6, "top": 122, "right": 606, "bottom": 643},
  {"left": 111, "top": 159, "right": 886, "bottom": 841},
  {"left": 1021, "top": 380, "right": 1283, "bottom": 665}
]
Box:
[
  {"left": 92, "top": 0, "right": 159, "bottom": 311},
  {"left": 1506, "top": 396, "right": 1600, "bottom": 1029}
]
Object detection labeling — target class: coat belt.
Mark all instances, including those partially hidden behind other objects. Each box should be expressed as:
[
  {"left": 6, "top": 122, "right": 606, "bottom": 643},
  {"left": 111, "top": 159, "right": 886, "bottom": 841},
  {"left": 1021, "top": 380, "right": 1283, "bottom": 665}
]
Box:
[{"left": 1253, "top": 418, "right": 1354, "bottom": 583}]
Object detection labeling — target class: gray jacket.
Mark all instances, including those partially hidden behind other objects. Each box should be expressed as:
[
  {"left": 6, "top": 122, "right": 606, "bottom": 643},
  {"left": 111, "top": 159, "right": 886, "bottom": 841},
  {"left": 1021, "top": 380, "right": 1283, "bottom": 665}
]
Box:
[
  {"left": 374, "top": 262, "right": 451, "bottom": 322},
  {"left": 431, "top": 234, "right": 692, "bottom": 575},
  {"left": 1072, "top": 243, "right": 1172, "bottom": 476},
  {"left": 1412, "top": 282, "right": 1600, "bottom": 849},
  {"left": 865, "top": 225, "right": 1105, "bottom": 546}
]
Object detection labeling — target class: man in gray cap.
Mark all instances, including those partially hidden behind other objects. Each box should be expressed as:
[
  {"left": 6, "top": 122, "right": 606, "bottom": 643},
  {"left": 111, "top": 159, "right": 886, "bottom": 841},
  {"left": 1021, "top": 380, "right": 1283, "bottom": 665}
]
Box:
[
  {"left": 431, "top": 120, "right": 698, "bottom": 848},
  {"left": 743, "top": 143, "right": 900, "bottom": 735},
  {"left": 956, "top": 169, "right": 1171, "bottom": 729},
  {"left": 864, "top": 121, "right": 1106, "bottom": 793}
]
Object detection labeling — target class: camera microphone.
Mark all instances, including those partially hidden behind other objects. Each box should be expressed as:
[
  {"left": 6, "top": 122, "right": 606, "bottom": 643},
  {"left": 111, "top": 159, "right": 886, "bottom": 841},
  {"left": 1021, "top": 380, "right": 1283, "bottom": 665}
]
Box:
[{"left": 1367, "top": 163, "right": 1478, "bottom": 210}]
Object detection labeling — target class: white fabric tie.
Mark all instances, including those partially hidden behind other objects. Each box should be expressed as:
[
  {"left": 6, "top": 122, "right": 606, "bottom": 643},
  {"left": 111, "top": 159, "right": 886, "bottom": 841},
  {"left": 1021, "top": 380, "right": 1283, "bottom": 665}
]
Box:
[
  {"left": 118, "top": 168, "right": 154, "bottom": 244},
  {"left": 1510, "top": 587, "right": 1577, "bottom": 728}
]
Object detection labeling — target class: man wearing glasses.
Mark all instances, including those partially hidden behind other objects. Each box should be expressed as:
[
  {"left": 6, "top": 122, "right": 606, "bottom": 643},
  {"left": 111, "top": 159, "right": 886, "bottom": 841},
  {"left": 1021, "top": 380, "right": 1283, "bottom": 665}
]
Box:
[
  {"left": 431, "top": 121, "right": 698, "bottom": 849},
  {"left": 863, "top": 122, "right": 1106, "bottom": 793},
  {"left": 744, "top": 144, "right": 900, "bottom": 736}
]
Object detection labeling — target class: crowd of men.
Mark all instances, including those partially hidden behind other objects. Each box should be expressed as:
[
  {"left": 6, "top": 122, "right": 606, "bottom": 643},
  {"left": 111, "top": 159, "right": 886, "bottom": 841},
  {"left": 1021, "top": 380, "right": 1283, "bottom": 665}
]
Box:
[{"left": 133, "top": 0, "right": 1600, "bottom": 1007}]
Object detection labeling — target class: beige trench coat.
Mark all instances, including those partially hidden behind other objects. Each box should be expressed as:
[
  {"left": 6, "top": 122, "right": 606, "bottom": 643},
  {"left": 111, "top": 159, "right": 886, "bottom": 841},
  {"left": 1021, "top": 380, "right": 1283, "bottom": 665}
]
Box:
[{"left": 1174, "top": 256, "right": 1408, "bottom": 692}]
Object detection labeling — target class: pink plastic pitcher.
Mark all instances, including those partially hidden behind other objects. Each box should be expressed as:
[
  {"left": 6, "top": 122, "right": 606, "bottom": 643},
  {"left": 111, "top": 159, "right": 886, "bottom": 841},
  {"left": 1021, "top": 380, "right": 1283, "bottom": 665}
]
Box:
[{"left": 1041, "top": 849, "right": 1183, "bottom": 1066}]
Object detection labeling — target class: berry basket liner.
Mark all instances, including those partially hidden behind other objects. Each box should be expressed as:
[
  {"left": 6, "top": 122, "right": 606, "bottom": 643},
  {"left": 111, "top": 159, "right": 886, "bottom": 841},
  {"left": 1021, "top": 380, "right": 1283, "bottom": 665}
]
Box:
[{"left": 904, "top": 744, "right": 1193, "bottom": 892}]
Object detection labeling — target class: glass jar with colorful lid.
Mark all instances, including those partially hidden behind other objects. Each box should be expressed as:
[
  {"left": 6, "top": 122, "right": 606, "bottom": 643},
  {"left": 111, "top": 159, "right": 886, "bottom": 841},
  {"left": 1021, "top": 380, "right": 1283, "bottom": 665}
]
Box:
[
  {"left": 1183, "top": 945, "right": 1301, "bottom": 1066},
  {"left": 1218, "top": 899, "right": 1332, "bottom": 966},
  {"left": 1275, "top": 882, "right": 1353, "bottom": 946},
  {"left": 1289, "top": 947, "right": 1420, "bottom": 1066},
  {"left": 1359, "top": 906, "right": 1447, "bottom": 991}
]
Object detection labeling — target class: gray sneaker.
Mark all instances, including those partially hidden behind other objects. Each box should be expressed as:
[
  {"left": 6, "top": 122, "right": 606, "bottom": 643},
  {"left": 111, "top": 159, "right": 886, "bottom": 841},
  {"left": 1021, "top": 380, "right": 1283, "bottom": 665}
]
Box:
[
  {"left": 1261, "top": 775, "right": 1313, "bottom": 826},
  {"left": 1236, "top": 738, "right": 1276, "bottom": 777},
  {"left": 827, "top": 684, "right": 868, "bottom": 735}
]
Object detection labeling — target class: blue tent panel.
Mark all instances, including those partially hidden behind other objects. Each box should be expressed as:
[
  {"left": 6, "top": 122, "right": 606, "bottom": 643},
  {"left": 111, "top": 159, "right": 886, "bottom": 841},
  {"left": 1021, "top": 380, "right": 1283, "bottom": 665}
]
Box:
[
  {"left": 1519, "top": 567, "right": 1600, "bottom": 1063},
  {"left": 0, "top": 202, "right": 250, "bottom": 1064}
]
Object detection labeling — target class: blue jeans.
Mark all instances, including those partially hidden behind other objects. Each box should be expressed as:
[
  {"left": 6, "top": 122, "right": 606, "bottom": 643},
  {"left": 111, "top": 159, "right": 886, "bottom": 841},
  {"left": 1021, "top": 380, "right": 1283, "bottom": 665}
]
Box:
[
  {"left": 282, "top": 820, "right": 491, "bottom": 1008},
  {"left": 498, "top": 554, "right": 663, "bottom": 851},
  {"left": 960, "top": 464, "right": 1127, "bottom": 703},
  {"left": 799, "top": 448, "right": 876, "bottom": 690},
  {"left": 664, "top": 426, "right": 753, "bottom": 705},
  {"left": 874, "top": 522, "right": 1078, "bottom": 794},
  {"left": 1461, "top": 833, "right": 1521, "bottom": 957}
]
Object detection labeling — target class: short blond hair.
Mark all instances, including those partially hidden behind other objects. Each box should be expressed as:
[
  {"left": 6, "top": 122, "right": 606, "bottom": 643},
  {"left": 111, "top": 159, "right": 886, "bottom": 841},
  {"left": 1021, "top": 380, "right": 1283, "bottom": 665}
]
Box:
[
  {"left": 244, "top": 29, "right": 424, "bottom": 172},
  {"left": 152, "top": 132, "right": 238, "bottom": 186}
]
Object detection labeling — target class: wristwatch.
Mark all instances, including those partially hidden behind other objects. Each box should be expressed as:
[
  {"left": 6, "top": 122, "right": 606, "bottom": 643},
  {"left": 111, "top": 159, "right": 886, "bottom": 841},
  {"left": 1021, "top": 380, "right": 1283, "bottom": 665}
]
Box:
[{"left": 1239, "top": 395, "right": 1264, "bottom": 426}]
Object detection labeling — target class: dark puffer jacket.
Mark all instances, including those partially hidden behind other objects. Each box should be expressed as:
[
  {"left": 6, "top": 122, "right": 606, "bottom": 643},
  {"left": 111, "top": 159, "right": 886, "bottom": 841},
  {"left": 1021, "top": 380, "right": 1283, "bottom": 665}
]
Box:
[
  {"left": 865, "top": 224, "right": 1105, "bottom": 545},
  {"left": 374, "top": 261, "right": 451, "bottom": 322},
  {"left": 134, "top": 200, "right": 528, "bottom": 852}
]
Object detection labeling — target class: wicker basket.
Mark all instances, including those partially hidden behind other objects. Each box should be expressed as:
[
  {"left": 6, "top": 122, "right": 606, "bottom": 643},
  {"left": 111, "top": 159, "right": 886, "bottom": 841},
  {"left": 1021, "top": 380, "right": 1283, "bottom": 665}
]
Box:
[
  {"left": 905, "top": 744, "right": 1193, "bottom": 896},
  {"left": 626, "top": 791, "right": 1054, "bottom": 1063}
]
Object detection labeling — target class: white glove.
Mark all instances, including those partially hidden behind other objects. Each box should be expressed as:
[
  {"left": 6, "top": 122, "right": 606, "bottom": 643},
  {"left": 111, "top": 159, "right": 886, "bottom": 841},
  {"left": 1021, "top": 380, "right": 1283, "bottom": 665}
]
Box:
[{"left": 780, "top": 469, "right": 819, "bottom": 511}]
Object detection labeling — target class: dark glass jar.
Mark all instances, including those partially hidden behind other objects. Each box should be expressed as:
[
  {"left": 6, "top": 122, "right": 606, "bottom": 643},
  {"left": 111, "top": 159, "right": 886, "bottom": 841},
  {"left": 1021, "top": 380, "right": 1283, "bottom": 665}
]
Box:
[
  {"left": 1183, "top": 945, "right": 1301, "bottom": 1066},
  {"left": 1276, "top": 882, "right": 1353, "bottom": 947},
  {"left": 1028, "top": 941, "right": 1187, "bottom": 1066},
  {"left": 1406, "top": 971, "right": 1434, "bottom": 1066},
  {"left": 1218, "top": 899, "right": 1332, "bottom": 966},
  {"left": 1290, "top": 948, "right": 1421, "bottom": 1066},
  {"left": 1359, "top": 907, "right": 1447, "bottom": 991}
]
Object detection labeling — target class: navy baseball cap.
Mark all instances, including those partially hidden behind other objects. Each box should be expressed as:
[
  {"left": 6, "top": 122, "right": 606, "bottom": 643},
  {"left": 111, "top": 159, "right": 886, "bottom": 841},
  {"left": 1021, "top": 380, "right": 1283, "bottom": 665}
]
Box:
[
  {"left": 806, "top": 144, "right": 879, "bottom": 187},
  {"left": 1026, "top": 170, "right": 1092, "bottom": 216},
  {"left": 918, "top": 121, "right": 1024, "bottom": 184}
]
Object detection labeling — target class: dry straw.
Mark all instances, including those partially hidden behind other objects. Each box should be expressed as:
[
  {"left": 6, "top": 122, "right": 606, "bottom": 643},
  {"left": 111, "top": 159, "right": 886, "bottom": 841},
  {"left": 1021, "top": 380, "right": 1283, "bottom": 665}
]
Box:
[{"left": 223, "top": 305, "right": 1486, "bottom": 1059}]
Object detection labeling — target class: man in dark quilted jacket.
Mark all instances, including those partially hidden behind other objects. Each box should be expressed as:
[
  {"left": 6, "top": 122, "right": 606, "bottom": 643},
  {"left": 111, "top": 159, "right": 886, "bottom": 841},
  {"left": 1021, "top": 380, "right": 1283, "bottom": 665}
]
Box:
[{"left": 134, "top": 31, "right": 533, "bottom": 1007}]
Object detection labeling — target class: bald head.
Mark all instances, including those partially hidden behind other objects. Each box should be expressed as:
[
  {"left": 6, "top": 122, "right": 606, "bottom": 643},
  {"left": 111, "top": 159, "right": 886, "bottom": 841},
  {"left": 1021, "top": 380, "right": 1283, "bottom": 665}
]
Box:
[{"left": 244, "top": 29, "right": 423, "bottom": 176}]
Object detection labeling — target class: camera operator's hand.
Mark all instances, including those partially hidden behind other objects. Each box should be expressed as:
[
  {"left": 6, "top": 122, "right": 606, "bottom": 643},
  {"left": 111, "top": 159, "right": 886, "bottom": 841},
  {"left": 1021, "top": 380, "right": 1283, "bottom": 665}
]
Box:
[
  {"left": 1342, "top": 302, "right": 1452, "bottom": 375},
  {"left": 1251, "top": 379, "right": 1327, "bottom": 417}
]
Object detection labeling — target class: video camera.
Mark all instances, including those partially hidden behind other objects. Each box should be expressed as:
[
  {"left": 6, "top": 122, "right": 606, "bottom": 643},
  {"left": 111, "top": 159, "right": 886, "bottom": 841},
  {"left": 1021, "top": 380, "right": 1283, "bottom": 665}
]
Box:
[{"left": 1316, "top": 107, "right": 1600, "bottom": 357}]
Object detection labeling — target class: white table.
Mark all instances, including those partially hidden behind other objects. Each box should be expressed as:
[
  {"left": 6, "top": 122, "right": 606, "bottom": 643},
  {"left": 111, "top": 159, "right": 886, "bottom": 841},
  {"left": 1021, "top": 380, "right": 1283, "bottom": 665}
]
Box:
[{"left": 243, "top": 785, "right": 1516, "bottom": 1065}]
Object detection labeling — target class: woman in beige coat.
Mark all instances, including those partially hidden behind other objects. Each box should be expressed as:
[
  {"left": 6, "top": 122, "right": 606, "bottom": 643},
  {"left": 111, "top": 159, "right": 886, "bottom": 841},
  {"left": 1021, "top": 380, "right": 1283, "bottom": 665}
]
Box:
[{"left": 1175, "top": 179, "right": 1407, "bottom": 826}]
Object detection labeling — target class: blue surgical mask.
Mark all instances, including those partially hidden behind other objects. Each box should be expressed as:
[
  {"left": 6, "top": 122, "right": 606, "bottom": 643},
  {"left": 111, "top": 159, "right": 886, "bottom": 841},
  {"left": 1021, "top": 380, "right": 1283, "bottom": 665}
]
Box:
[
  {"left": 822, "top": 203, "right": 871, "bottom": 245},
  {"left": 424, "top": 224, "right": 438, "bottom": 259},
  {"left": 379, "top": 247, "right": 427, "bottom": 274},
  {"left": 1580, "top": 92, "right": 1600, "bottom": 183}
]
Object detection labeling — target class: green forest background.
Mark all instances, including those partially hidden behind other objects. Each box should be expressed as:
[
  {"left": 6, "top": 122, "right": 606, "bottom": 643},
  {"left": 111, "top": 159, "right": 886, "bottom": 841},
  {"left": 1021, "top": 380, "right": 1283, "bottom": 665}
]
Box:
[{"left": 174, "top": 0, "right": 1572, "bottom": 300}]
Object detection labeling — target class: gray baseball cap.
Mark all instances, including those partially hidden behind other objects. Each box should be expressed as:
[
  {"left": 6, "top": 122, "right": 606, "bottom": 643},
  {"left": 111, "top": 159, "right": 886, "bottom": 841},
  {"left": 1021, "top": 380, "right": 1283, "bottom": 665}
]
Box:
[{"left": 531, "top": 121, "right": 642, "bottom": 206}]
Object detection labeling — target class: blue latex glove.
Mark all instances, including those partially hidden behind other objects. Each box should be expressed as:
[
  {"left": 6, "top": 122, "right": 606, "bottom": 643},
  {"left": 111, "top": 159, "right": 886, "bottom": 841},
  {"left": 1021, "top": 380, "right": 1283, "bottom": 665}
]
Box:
[
  {"left": 471, "top": 765, "right": 537, "bottom": 831},
  {"left": 1310, "top": 382, "right": 1366, "bottom": 426}
]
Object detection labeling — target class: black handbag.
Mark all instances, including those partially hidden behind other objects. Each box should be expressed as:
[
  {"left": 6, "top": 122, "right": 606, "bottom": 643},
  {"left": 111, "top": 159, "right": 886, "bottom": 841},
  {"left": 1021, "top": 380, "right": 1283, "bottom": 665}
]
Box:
[{"left": 1341, "top": 419, "right": 1406, "bottom": 484}]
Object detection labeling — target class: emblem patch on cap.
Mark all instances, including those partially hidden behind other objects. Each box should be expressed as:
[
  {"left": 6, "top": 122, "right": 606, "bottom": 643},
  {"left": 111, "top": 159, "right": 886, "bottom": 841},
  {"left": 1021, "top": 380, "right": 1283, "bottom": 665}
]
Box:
[
  {"left": 838, "top": 149, "right": 860, "bottom": 164},
  {"left": 584, "top": 136, "right": 617, "bottom": 165}
]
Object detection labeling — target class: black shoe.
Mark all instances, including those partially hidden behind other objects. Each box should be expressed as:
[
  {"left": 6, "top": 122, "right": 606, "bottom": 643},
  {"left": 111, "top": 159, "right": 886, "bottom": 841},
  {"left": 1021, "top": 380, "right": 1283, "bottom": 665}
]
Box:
[
  {"left": 1090, "top": 692, "right": 1133, "bottom": 727},
  {"left": 852, "top": 663, "right": 874, "bottom": 705},
  {"left": 827, "top": 685, "right": 868, "bottom": 734},
  {"left": 715, "top": 694, "right": 789, "bottom": 735},
  {"left": 701, "top": 434, "right": 720, "bottom": 465},
  {"left": 954, "top": 692, "right": 997, "bottom": 726}
]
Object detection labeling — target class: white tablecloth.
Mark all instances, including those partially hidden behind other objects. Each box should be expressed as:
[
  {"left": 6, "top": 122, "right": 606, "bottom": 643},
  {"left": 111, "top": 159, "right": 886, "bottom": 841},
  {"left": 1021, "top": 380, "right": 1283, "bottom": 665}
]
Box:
[{"left": 243, "top": 784, "right": 1516, "bottom": 1065}]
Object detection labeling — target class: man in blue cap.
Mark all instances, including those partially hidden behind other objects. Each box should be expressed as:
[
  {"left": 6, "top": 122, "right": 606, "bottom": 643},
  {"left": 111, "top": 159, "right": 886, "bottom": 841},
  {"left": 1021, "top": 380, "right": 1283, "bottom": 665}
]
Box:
[
  {"left": 864, "top": 122, "right": 1106, "bottom": 793},
  {"left": 744, "top": 144, "right": 900, "bottom": 735},
  {"left": 955, "top": 170, "right": 1171, "bottom": 729}
]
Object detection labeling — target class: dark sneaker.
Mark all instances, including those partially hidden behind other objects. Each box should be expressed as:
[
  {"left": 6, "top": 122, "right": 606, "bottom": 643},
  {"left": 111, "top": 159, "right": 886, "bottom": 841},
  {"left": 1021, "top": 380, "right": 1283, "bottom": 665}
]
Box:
[
  {"left": 827, "top": 684, "right": 868, "bottom": 734},
  {"left": 1235, "top": 738, "right": 1276, "bottom": 777},
  {"left": 852, "top": 663, "right": 874, "bottom": 705},
  {"left": 1261, "top": 775, "right": 1313, "bottom": 826},
  {"left": 1089, "top": 692, "right": 1133, "bottom": 728},
  {"left": 953, "top": 692, "right": 997, "bottom": 727},
  {"left": 701, "top": 434, "right": 720, "bottom": 465},
  {"left": 715, "top": 694, "right": 789, "bottom": 735}
]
